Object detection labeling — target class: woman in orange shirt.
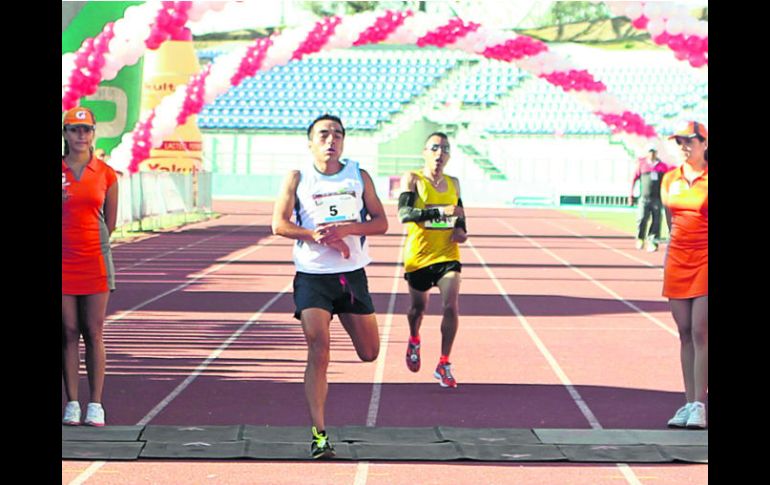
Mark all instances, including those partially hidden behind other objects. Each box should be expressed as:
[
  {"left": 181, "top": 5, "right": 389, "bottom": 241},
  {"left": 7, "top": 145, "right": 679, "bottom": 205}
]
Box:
[
  {"left": 62, "top": 107, "right": 119, "bottom": 427},
  {"left": 660, "top": 121, "right": 708, "bottom": 430}
]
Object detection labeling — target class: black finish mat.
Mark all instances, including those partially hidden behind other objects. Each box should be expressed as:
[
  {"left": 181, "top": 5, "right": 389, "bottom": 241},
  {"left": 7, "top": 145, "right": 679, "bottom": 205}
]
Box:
[
  {"left": 457, "top": 443, "right": 566, "bottom": 461},
  {"left": 62, "top": 441, "right": 145, "bottom": 460},
  {"left": 141, "top": 440, "right": 249, "bottom": 459},
  {"left": 62, "top": 426, "right": 708, "bottom": 463},
  {"left": 351, "top": 442, "right": 462, "bottom": 461},
  {"left": 62, "top": 425, "right": 144, "bottom": 442},
  {"left": 659, "top": 445, "right": 708, "bottom": 463},
  {"left": 140, "top": 425, "right": 243, "bottom": 443},
  {"left": 557, "top": 444, "right": 668, "bottom": 463}
]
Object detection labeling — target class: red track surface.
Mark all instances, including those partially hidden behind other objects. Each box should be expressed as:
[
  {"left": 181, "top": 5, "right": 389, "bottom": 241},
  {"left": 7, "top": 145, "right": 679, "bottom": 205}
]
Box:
[{"left": 62, "top": 201, "right": 707, "bottom": 484}]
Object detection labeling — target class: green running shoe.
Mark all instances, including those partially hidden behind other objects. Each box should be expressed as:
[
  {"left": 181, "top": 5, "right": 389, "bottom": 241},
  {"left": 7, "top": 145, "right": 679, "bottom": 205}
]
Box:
[{"left": 310, "top": 426, "right": 336, "bottom": 459}]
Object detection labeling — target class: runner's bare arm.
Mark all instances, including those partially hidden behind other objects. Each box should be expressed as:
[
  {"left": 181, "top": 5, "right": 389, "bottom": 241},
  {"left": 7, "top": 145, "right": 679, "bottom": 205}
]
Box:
[
  {"left": 271, "top": 170, "right": 315, "bottom": 242},
  {"left": 272, "top": 170, "right": 350, "bottom": 257},
  {"left": 450, "top": 176, "right": 467, "bottom": 243}
]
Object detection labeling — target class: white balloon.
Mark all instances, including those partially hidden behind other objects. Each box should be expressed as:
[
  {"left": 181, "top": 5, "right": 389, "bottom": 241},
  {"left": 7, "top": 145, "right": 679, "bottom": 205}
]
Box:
[
  {"left": 624, "top": 2, "right": 644, "bottom": 20},
  {"left": 210, "top": 1, "right": 227, "bottom": 12},
  {"left": 643, "top": 2, "right": 662, "bottom": 20},
  {"left": 647, "top": 18, "right": 665, "bottom": 37},
  {"left": 682, "top": 16, "right": 699, "bottom": 36},
  {"left": 111, "top": 18, "right": 133, "bottom": 41},
  {"left": 62, "top": 53, "right": 76, "bottom": 86},
  {"left": 604, "top": 2, "right": 627, "bottom": 16},
  {"left": 658, "top": 2, "right": 676, "bottom": 20},
  {"left": 665, "top": 17, "right": 684, "bottom": 35},
  {"left": 695, "top": 22, "right": 708, "bottom": 38},
  {"left": 122, "top": 5, "right": 143, "bottom": 24}
]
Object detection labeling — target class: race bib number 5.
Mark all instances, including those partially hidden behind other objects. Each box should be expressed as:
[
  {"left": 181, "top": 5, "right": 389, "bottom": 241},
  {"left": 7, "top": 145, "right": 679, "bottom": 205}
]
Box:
[{"left": 313, "top": 191, "right": 359, "bottom": 225}]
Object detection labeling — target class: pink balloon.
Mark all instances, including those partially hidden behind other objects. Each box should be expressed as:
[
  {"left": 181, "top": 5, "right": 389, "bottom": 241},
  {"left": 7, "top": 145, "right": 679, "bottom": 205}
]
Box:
[
  {"left": 631, "top": 15, "right": 649, "bottom": 29},
  {"left": 86, "top": 52, "right": 106, "bottom": 71},
  {"left": 689, "top": 52, "right": 707, "bottom": 68},
  {"left": 667, "top": 34, "right": 685, "bottom": 52},
  {"left": 652, "top": 33, "right": 670, "bottom": 45},
  {"left": 685, "top": 35, "right": 704, "bottom": 54}
]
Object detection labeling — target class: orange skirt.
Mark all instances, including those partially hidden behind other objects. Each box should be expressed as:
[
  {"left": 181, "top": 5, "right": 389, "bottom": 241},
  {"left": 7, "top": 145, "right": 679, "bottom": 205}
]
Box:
[{"left": 663, "top": 245, "right": 708, "bottom": 299}]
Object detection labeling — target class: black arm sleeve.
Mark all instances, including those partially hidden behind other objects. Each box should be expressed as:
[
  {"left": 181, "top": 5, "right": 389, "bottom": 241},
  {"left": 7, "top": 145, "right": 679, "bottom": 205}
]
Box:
[
  {"left": 454, "top": 197, "right": 467, "bottom": 232},
  {"left": 398, "top": 191, "right": 441, "bottom": 223}
]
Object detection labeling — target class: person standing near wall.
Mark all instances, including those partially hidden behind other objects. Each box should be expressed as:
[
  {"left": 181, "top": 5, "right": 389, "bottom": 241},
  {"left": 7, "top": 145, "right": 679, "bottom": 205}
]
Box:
[
  {"left": 62, "top": 107, "right": 119, "bottom": 427},
  {"left": 629, "top": 146, "right": 672, "bottom": 252}
]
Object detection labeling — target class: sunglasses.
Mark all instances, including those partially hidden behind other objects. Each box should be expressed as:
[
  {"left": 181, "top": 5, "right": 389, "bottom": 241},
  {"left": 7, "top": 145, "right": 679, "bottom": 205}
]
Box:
[
  {"left": 65, "top": 125, "right": 94, "bottom": 134},
  {"left": 427, "top": 144, "right": 450, "bottom": 153}
]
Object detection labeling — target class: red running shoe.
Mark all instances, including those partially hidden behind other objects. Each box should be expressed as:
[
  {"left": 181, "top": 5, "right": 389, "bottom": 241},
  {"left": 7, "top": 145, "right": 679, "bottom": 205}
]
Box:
[
  {"left": 406, "top": 340, "right": 421, "bottom": 372},
  {"left": 434, "top": 362, "right": 457, "bottom": 388}
]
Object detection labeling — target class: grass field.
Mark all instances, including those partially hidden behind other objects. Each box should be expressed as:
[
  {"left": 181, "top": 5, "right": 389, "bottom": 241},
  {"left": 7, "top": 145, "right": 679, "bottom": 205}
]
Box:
[{"left": 559, "top": 205, "right": 670, "bottom": 241}]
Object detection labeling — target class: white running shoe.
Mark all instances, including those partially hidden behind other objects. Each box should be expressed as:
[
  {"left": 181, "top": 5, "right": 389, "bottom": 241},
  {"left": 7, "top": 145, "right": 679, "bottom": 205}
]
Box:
[
  {"left": 685, "top": 402, "right": 707, "bottom": 429},
  {"left": 84, "top": 402, "right": 105, "bottom": 427},
  {"left": 635, "top": 239, "right": 645, "bottom": 250},
  {"left": 667, "top": 403, "right": 691, "bottom": 428},
  {"left": 62, "top": 401, "right": 81, "bottom": 426}
]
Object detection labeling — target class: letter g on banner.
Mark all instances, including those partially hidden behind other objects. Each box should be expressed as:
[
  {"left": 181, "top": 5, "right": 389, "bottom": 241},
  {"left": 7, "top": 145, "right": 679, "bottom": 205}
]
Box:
[{"left": 85, "top": 85, "right": 129, "bottom": 138}]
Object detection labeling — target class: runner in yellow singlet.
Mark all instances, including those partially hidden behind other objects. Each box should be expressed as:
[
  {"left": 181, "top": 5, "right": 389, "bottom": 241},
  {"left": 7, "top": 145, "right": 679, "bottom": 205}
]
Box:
[{"left": 398, "top": 132, "right": 467, "bottom": 388}]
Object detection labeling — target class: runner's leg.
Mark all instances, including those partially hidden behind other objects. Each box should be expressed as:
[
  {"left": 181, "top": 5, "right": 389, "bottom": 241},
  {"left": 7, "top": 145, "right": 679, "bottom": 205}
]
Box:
[{"left": 301, "top": 308, "right": 333, "bottom": 431}]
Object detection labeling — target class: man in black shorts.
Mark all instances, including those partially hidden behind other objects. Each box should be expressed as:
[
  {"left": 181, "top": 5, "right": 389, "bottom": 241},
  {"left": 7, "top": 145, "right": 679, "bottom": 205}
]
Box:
[
  {"left": 272, "top": 114, "right": 388, "bottom": 458},
  {"left": 398, "top": 133, "right": 467, "bottom": 388}
]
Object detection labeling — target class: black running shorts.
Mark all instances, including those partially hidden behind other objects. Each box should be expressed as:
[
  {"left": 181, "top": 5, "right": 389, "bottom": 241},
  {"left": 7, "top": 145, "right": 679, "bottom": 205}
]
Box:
[
  {"left": 404, "top": 261, "right": 462, "bottom": 292},
  {"left": 293, "top": 268, "right": 376, "bottom": 320}
]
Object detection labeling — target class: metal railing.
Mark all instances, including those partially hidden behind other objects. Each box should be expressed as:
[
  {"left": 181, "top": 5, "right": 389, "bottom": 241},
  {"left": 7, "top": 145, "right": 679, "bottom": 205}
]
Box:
[{"left": 115, "top": 171, "right": 213, "bottom": 231}]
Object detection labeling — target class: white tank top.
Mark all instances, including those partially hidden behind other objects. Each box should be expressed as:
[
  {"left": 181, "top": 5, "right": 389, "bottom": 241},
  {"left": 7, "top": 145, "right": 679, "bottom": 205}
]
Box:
[{"left": 292, "top": 159, "right": 372, "bottom": 273}]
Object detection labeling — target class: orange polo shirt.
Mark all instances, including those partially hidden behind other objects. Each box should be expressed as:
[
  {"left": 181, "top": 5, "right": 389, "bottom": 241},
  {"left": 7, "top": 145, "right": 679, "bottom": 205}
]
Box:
[
  {"left": 62, "top": 156, "right": 118, "bottom": 295},
  {"left": 660, "top": 165, "right": 708, "bottom": 298}
]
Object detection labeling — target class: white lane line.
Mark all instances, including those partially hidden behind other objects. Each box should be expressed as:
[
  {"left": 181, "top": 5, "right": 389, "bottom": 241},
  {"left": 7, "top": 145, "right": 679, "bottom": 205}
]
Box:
[
  {"left": 105, "top": 236, "right": 279, "bottom": 325},
  {"left": 136, "top": 283, "right": 292, "bottom": 426},
  {"left": 545, "top": 220, "right": 659, "bottom": 269},
  {"left": 467, "top": 239, "right": 602, "bottom": 429},
  {"left": 469, "top": 237, "right": 644, "bottom": 485},
  {"left": 68, "top": 284, "right": 292, "bottom": 485},
  {"left": 498, "top": 219, "right": 677, "bottom": 338},
  {"left": 354, "top": 231, "right": 407, "bottom": 485},
  {"left": 68, "top": 235, "right": 284, "bottom": 485},
  {"left": 115, "top": 221, "right": 266, "bottom": 272}
]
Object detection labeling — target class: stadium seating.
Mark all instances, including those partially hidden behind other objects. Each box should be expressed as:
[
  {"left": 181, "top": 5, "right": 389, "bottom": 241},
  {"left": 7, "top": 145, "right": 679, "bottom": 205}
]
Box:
[{"left": 198, "top": 55, "right": 456, "bottom": 130}]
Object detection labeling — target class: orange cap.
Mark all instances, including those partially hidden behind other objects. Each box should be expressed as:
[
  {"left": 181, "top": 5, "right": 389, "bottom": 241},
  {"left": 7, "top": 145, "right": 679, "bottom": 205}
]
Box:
[
  {"left": 63, "top": 107, "right": 96, "bottom": 127},
  {"left": 668, "top": 121, "right": 707, "bottom": 140}
]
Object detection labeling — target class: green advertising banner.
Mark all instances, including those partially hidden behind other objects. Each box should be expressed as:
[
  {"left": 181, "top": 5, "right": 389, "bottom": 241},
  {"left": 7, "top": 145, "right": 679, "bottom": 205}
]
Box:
[{"left": 62, "top": 1, "right": 144, "bottom": 155}]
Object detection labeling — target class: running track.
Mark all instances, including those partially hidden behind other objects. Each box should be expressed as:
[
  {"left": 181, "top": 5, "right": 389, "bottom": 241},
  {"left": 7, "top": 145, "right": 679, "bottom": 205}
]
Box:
[{"left": 62, "top": 201, "right": 707, "bottom": 485}]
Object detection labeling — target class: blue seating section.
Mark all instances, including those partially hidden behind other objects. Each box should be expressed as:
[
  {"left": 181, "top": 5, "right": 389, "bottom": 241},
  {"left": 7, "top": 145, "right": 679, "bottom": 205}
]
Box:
[
  {"left": 441, "top": 63, "right": 527, "bottom": 105},
  {"left": 485, "top": 66, "right": 707, "bottom": 136},
  {"left": 198, "top": 56, "right": 456, "bottom": 130},
  {"left": 195, "top": 49, "right": 707, "bottom": 136}
]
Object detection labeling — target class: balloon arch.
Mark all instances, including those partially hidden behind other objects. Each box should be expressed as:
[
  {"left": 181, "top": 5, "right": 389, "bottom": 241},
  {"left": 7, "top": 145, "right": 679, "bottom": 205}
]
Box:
[{"left": 61, "top": 1, "right": 708, "bottom": 174}]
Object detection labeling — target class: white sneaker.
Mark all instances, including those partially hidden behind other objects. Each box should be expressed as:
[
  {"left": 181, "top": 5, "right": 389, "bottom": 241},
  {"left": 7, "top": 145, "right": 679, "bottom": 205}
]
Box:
[
  {"left": 686, "top": 402, "right": 707, "bottom": 429},
  {"left": 84, "top": 402, "right": 105, "bottom": 427},
  {"left": 667, "top": 403, "right": 691, "bottom": 428},
  {"left": 645, "top": 239, "right": 659, "bottom": 252},
  {"left": 62, "top": 401, "right": 81, "bottom": 426},
  {"left": 635, "top": 239, "right": 644, "bottom": 250}
]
